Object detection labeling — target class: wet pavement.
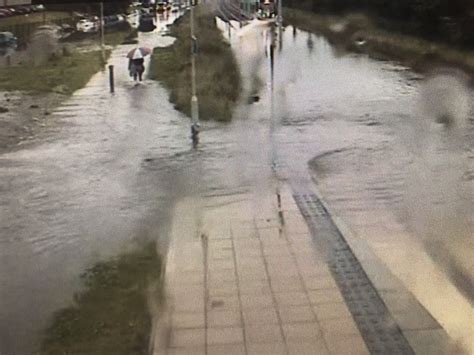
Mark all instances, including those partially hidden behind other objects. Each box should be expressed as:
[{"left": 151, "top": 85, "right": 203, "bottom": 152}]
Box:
[{"left": 0, "top": 13, "right": 472, "bottom": 355}]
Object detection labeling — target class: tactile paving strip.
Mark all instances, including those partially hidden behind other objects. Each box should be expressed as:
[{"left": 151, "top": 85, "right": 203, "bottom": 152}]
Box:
[{"left": 293, "top": 193, "right": 414, "bottom": 355}]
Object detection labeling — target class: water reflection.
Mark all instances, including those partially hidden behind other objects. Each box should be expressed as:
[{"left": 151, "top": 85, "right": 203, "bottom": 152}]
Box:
[{"left": 306, "top": 32, "right": 314, "bottom": 53}]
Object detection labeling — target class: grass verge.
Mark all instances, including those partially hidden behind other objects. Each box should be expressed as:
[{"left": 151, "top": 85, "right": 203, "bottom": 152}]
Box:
[
  {"left": 0, "top": 29, "right": 131, "bottom": 94},
  {"left": 0, "top": 50, "right": 109, "bottom": 94},
  {"left": 40, "top": 241, "right": 162, "bottom": 355},
  {"left": 284, "top": 9, "right": 474, "bottom": 75},
  {"left": 149, "top": 6, "right": 241, "bottom": 122}
]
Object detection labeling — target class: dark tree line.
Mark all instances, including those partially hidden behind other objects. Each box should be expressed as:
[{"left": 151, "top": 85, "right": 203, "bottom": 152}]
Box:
[{"left": 285, "top": 0, "right": 474, "bottom": 48}]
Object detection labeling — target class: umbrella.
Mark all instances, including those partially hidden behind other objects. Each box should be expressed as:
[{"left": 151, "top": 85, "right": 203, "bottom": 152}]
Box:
[{"left": 127, "top": 47, "right": 152, "bottom": 59}]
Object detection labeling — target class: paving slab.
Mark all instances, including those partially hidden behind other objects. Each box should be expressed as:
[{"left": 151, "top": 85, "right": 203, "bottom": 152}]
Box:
[{"left": 153, "top": 188, "right": 385, "bottom": 354}]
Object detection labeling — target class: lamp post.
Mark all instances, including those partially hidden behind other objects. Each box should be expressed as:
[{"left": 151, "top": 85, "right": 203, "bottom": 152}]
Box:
[
  {"left": 100, "top": 1, "right": 105, "bottom": 62},
  {"left": 190, "top": 1, "right": 200, "bottom": 145}
]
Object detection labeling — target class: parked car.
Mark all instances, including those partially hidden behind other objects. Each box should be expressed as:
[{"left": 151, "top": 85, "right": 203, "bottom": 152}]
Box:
[
  {"left": 103, "top": 14, "right": 126, "bottom": 27},
  {"left": 0, "top": 32, "right": 17, "bottom": 47},
  {"left": 138, "top": 15, "right": 156, "bottom": 32},
  {"left": 0, "top": 45, "right": 15, "bottom": 56},
  {"left": 59, "top": 24, "right": 75, "bottom": 38},
  {"left": 0, "top": 9, "right": 13, "bottom": 17},
  {"left": 32, "top": 5, "right": 45, "bottom": 12},
  {"left": 76, "top": 19, "right": 98, "bottom": 33},
  {"left": 15, "top": 7, "right": 30, "bottom": 15}
]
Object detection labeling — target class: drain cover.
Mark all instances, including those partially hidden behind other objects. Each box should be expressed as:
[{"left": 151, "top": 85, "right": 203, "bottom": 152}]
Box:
[{"left": 293, "top": 193, "right": 414, "bottom": 355}]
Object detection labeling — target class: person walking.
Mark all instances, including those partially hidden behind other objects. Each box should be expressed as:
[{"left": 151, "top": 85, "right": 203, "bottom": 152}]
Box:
[
  {"left": 126, "top": 47, "right": 152, "bottom": 82},
  {"left": 128, "top": 57, "right": 145, "bottom": 81}
]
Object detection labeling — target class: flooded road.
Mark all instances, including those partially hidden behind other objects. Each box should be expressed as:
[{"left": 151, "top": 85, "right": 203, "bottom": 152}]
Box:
[
  {"left": 0, "top": 14, "right": 472, "bottom": 354},
  {"left": 226, "top": 21, "right": 473, "bottom": 352},
  {"left": 0, "top": 18, "right": 190, "bottom": 354}
]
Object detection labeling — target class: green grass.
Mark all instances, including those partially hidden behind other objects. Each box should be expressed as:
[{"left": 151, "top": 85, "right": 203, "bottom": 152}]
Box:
[
  {"left": 0, "top": 29, "right": 131, "bottom": 94},
  {"left": 284, "top": 8, "right": 474, "bottom": 74},
  {"left": 149, "top": 6, "right": 241, "bottom": 122},
  {"left": 0, "top": 49, "right": 109, "bottom": 94},
  {"left": 40, "top": 241, "right": 162, "bottom": 355},
  {"left": 105, "top": 26, "right": 136, "bottom": 46}
]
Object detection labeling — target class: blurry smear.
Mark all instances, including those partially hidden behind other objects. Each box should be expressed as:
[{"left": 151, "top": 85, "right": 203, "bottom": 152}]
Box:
[
  {"left": 28, "top": 28, "right": 60, "bottom": 66},
  {"left": 419, "top": 70, "right": 471, "bottom": 130},
  {"left": 405, "top": 70, "right": 473, "bottom": 301}
]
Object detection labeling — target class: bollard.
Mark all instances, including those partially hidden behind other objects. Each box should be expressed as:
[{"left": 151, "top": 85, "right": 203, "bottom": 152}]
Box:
[
  {"left": 6, "top": 55, "right": 11, "bottom": 66},
  {"left": 108, "top": 65, "right": 114, "bottom": 93}
]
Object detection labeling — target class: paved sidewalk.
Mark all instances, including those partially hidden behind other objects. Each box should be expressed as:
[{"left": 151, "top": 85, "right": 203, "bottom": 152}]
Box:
[{"left": 154, "top": 185, "right": 369, "bottom": 355}]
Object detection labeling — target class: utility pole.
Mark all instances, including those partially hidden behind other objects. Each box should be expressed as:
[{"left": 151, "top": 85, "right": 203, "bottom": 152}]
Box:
[
  {"left": 100, "top": 2, "right": 105, "bottom": 62},
  {"left": 190, "top": 1, "right": 200, "bottom": 145}
]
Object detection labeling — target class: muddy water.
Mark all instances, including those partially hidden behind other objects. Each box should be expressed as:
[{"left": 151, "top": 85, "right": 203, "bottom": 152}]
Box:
[{"left": 0, "top": 23, "right": 187, "bottom": 355}]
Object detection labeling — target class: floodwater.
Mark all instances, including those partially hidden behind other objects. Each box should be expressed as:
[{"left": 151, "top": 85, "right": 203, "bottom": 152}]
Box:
[
  {"left": 0, "top": 14, "right": 472, "bottom": 355},
  {"left": 226, "top": 20, "right": 473, "bottom": 351}
]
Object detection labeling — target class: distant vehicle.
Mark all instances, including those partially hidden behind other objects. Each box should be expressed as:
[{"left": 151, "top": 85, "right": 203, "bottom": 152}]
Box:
[
  {"left": 171, "top": 5, "right": 179, "bottom": 13},
  {"left": 76, "top": 19, "right": 98, "bottom": 33},
  {"left": 138, "top": 15, "right": 156, "bottom": 32},
  {"left": 0, "top": 9, "right": 13, "bottom": 17},
  {"left": 103, "top": 14, "right": 126, "bottom": 27},
  {"left": 257, "top": 0, "right": 276, "bottom": 19},
  {"left": 157, "top": 2, "right": 166, "bottom": 13},
  {"left": 0, "top": 45, "right": 15, "bottom": 56},
  {"left": 60, "top": 24, "right": 75, "bottom": 38},
  {"left": 127, "top": 13, "right": 139, "bottom": 28},
  {"left": 15, "top": 7, "right": 31, "bottom": 15},
  {"left": 24, "top": 6, "right": 35, "bottom": 13},
  {"left": 0, "top": 32, "right": 17, "bottom": 47},
  {"left": 32, "top": 5, "right": 45, "bottom": 11}
]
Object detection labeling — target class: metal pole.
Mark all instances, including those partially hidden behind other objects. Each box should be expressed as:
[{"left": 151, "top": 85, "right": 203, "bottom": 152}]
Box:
[
  {"left": 277, "top": 0, "right": 282, "bottom": 47},
  {"left": 191, "top": 4, "right": 199, "bottom": 140},
  {"left": 108, "top": 65, "right": 114, "bottom": 93},
  {"left": 100, "top": 2, "right": 105, "bottom": 62}
]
